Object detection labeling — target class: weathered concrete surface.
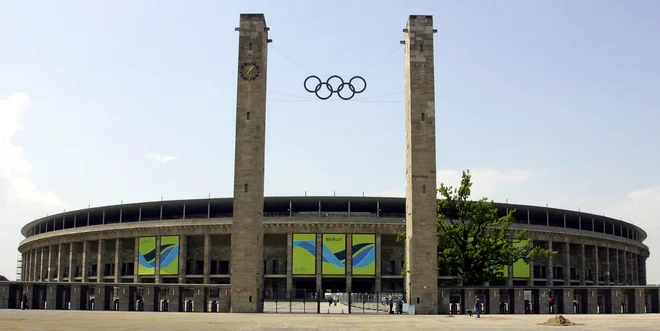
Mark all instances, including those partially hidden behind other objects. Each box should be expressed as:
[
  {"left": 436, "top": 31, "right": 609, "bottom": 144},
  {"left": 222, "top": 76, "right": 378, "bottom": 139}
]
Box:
[{"left": 1, "top": 310, "right": 660, "bottom": 330}]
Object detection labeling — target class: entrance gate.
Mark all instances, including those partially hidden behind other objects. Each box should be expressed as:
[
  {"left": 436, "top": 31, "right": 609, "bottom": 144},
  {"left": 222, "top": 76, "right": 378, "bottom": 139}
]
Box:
[{"left": 263, "top": 290, "right": 395, "bottom": 314}]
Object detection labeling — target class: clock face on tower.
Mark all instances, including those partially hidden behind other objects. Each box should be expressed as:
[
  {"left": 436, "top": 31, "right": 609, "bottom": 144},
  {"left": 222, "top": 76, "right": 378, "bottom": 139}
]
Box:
[{"left": 239, "top": 62, "right": 260, "bottom": 81}]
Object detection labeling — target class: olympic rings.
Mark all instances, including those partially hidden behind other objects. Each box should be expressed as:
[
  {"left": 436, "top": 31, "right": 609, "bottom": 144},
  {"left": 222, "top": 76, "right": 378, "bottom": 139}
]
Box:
[{"left": 303, "top": 75, "right": 367, "bottom": 100}]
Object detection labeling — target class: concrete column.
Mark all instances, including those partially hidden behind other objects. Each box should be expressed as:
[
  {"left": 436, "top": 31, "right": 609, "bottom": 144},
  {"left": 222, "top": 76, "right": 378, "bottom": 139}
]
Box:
[
  {"left": 489, "top": 288, "right": 500, "bottom": 314},
  {"left": 58, "top": 244, "right": 66, "bottom": 281},
  {"left": 40, "top": 247, "right": 45, "bottom": 281},
  {"left": 635, "top": 288, "right": 645, "bottom": 313},
  {"left": 580, "top": 244, "right": 586, "bottom": 286},
  {"left": 155, "top": 236, "right": 161, "bottom": 283},
  {"left": 586, "top": 288, "right": 598, "bottom": 314},
  {"left": 23, "top": 251, "right": 29, "bottom": 281},
  {"left": 229, "top": 13, "right": 269, "bottom": 313},
  {"left": 507, "top": 265, "right": 513, "bottom": 286},
  {"left": 547, "top": 240, "right": 553, "bottom": 284},
  {"left": 514, "top": 289, "right": 525, "bottom": 314},
  {"left": 133, "top": 238, "right": 139, "bottom": 283},
  {"left": 315, "top": 233, "right": 322, "bottom": 293},
  {"left": 70, "top": 284, "right": 81, "bottom": 310},
  {"left": 33, "top": 249, "right": 38, "bottom": 281},
  {"left": 528, "top": 239, "right": 535, "bottom": 286},
  {"left": 632, "top": 253, "right": 638, "bottom": 285},
  {"left": 23, "top": 251, "right": 28, "bottom": 281},
  {"left": 97, "top": 240, "right": 104, "bottom": 282},
  {"left": 564, "top": 242, "right": 570, "bottom": 284},
  {"left": 539, "top": 289, "right": 550, "bottom": 314},
  {"left": 605, "top": 247, "right": 611, "bottom": 285},
  {"left": 286, "top": 233, "right": 292, "bottom": 297},
  {"left": 81, "top": 241, "right": 88, "bottom": 282},
  {"left": 46, "top": 284, "right": 57, "bottom": 309},
  {"left": 403, "top": 14, "right": 439, "bottom": 315},
  {"left": 623, "top": 250, "right": 628, "bottom": 285},
  {"left": 594, "top": 246, "right": 600, "bottom": 286},
  {"left": 203, "top": 233, "right": 210, "bottom": 284},
  {"left": 375, "top": 234, "right": 382, "bottom": 293},
  {"left": 114, "top": 239, "right": 121, "bottom": 283},
  {"left": 615, "top": 249, "right": 620, "bottom": 285},
  {"left": 346, "top": 233, "right": 352, "bottom": 293},
  {"left": 178, "top": 235, "right": 186, "bottom": 284},
  {"left": 68, "top": 243, "right": 74, "bottom": 282},
  {"left": 47, "top": 246, "right": 53, "bottom": 281}
]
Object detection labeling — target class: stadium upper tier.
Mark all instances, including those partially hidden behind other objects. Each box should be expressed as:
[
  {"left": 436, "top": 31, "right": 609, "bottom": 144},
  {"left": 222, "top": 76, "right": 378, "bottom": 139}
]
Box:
[{"left": 20, "top": 196, "right": 647, "bottom": 244}]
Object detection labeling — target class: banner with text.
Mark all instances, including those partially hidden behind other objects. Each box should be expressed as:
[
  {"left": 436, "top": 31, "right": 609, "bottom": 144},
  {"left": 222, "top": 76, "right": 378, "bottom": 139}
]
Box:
[{"left": 322, "top": 234, "right": 346, "bottom": 275}]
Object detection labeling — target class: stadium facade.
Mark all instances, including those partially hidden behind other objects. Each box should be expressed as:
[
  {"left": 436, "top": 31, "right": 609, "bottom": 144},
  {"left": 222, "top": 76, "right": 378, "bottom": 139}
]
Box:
[{"left": 1, "top": 14, "right": 657, "bottom": 315}]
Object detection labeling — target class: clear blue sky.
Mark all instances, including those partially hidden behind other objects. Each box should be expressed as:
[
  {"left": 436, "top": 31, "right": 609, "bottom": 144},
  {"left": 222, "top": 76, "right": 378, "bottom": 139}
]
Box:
[{"left": 1, "top": 0, "right": 659, "bottom": 282}]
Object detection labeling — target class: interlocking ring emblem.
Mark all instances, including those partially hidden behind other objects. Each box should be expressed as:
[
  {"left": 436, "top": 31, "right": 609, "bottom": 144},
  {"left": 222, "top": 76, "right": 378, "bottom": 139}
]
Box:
[{"left": 304, "top": 75, "right": 367, "bottom": 100}]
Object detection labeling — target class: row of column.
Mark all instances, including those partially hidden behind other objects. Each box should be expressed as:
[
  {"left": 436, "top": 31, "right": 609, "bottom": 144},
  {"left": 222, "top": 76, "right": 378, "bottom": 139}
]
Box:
[
  {"left": 22, "top": 232, "right": 386, "bottom": 290},
  {"left": 525, "top": 240, "right": 646, "bottom": 286},
  {"left": 20, "top": 236, "right": 644, "bottom": 287}
]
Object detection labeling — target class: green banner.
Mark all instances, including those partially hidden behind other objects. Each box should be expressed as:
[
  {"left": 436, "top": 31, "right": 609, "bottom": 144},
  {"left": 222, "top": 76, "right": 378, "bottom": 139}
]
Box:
[
  {"left": 159, "top": 236, "right": 180, "bottom": 275},
  {"left": 352, "top": 234, "right": 375, "bottom": 275},
  {"left": 512, "top": 240, "right": 530, "bottom": 278},
  {"left": 292, "top": 234, "right": 316, "bottom": 275},
  {"left": 322, "top": 234, "right": 346, "bottom": 275},
  {"left": 138, "top": 237, "right": 156, "bottom": 275},
  {"left": 500, "top": 240, "right": 531, "bottom": 278}
]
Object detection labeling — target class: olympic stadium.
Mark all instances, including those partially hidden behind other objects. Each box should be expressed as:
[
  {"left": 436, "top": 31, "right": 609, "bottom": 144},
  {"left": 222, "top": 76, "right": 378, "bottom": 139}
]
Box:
[{"left": 1, "top": 13, "right": 658, "bottom": 315}]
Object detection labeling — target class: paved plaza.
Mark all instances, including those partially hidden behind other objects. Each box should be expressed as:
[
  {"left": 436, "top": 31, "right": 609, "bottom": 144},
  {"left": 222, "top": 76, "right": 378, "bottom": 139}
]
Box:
[{"left": 1, "top": 310, "right": 659, "bottom": 331}]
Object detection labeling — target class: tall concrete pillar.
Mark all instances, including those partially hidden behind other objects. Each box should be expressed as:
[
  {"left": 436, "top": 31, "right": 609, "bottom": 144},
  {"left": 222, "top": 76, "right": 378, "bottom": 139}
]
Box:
[
  {"left": 47, "top": 246, "right": 53, "bottom": 281},
  {"left": 81, "top": 241, "right": 88, "bottom": 282},
  {"left": 346, "top": 233, "right": 352, "bottom": 293},
  {"left": 315, "top": 234, "right": 322, "bottom": 293},
  {"left": 97, "top": 240, "right": 104, "bottom": 282},
  {"left": 203, "top": 234, "right": 210, "bottom": 284},
  {"left": 594, "top": 245, "right": 600, "bottom": 286},
  {"left": 114, "top": 239, "right": 121, "bottom": 283},
  {"left": 586, "top": 288, "right": 598, "bottom": 313},
  {"left": 56, "top": 244, "right": 63, "bottom": 281},
  {"left": 375, "top": 234, "right": 382, "bottom": 292},
  {"left": 40, "top": 247, "right": 45, "bottom": 281},
  {"left": 615, "top": 249, "right": 620, "bottom": 285},
  {"left": 23, "top": 251, "right": 29, "bottom": 281},
  {"left": 580, "top": 244, "right": 586, "bottom": 285},
  {"left": 133, "top": 238, "right": 139, "bottom": 283},
  {"left": 547, "top": 241, "right": 553, "bottom": 284},
  {"left": 563, "top": 242, "right": 570, "bottom": 284},
  {"left": 155, "top": 236, "right": 161, "bottom": 283},
  {"left": 286, "top": 233, "right": 293, "bottom": 297},
  {"left": 230, "top": 13, "right": 270, "bottom": 313},
  {"left": 528, "top": 240, "right": 535, "bottom": 286},
  {"left": 605, "top": 247, "right": 611, "bottom": 285},
  {"left": 68, "top": 243, "right": 74, "bottom": 282},
  {"left": 623, "top": 250, "right": 628, "bottom": 285},
  {"left": 33, "top": 249, "right": 38, "bottom": 281},
  {"left": 178, "top": 235, "right": 186, "bottom": 284},
  {"left": 403, "top": 14, "right": 439, "bottom": 315}
]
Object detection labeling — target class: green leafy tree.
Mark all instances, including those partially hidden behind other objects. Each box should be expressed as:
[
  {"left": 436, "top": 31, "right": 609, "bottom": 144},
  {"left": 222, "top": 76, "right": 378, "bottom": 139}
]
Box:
[{"left": 397, "top": 170, "right": 554, "bottom": 286}]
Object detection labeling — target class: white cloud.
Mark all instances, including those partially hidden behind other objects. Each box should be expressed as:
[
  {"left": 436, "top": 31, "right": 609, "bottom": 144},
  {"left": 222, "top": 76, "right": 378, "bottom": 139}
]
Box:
[
  {"left": 437, "top": 168, "right": 533, "bottom": 199},
  {"left": 0, "top": 93, "right": 69, "bottom": 280},
  {"left": 599, "top": 186, "right": 660, "bottom": 283},
  {"left": 146, "top": 153, "right": 178, "bottom": 164},
  {"left": 0, "top": 93, "right": 68, "bottom": 209}
]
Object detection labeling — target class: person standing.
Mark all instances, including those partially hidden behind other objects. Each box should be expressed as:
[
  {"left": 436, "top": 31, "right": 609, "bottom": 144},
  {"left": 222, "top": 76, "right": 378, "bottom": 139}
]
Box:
[
  {"left": 474, "top": 296, "right": 482, "bottom": 318},
  {"left": 21, "top": 292, "right": 28, "bottom": 310}
]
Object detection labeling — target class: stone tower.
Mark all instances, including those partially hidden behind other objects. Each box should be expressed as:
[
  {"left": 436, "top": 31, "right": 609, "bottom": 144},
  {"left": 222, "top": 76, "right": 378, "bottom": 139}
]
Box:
[
  {"left": 231, "top": 13, "right": 270, "bottom": 313},
  {"left": 403, "top": 15, "right": 439, "bottom": 315}
]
